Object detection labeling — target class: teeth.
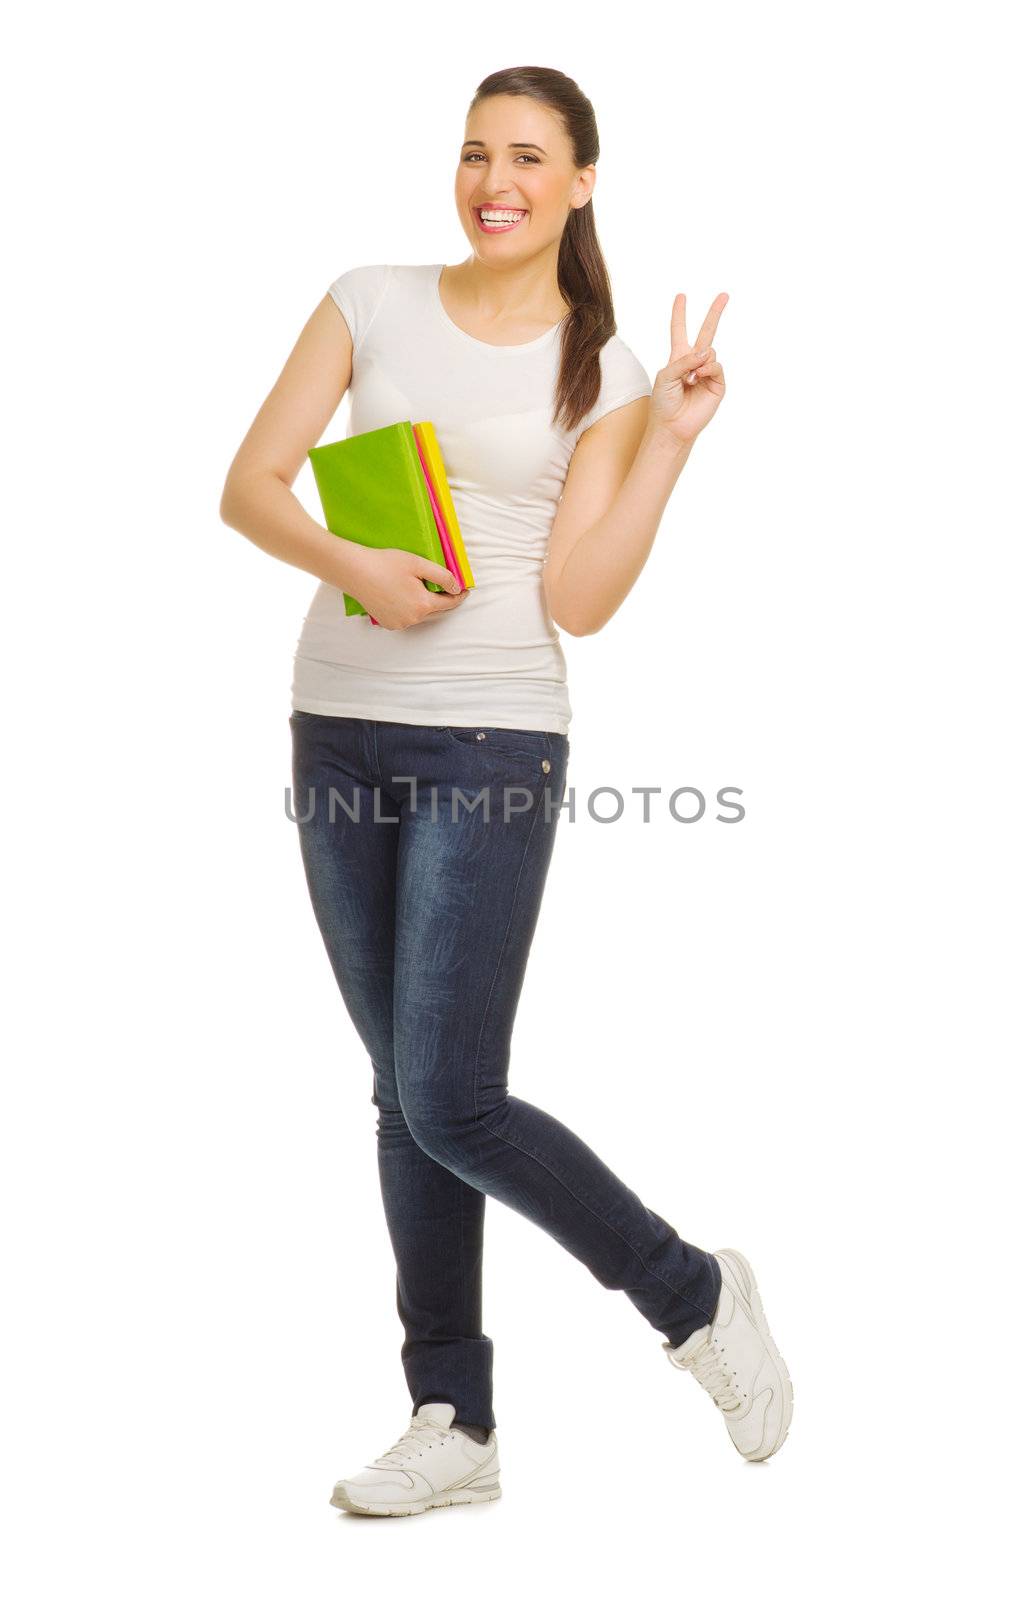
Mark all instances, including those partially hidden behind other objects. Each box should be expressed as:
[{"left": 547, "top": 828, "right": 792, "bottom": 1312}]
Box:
[{"left": 480, "top": 210, "right": 525, "bottom": 222}]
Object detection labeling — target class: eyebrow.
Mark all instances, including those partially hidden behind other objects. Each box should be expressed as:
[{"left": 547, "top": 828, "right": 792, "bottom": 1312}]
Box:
[{"left": 461, "top": 140, "right": 548, "bottom": 155}]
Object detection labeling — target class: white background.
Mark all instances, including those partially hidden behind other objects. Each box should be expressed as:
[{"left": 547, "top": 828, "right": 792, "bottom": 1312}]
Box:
[{"left": 4, "top": 2, "right": 1018, "bottom": 1594}]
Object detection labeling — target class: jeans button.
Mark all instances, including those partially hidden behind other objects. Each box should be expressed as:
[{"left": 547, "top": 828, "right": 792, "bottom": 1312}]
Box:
[
  {"left": 542, "top": 759, "right": 551, "bottom": 773},
  {"left": 477, "top": 731, "right": 486, "bottom": 740}
]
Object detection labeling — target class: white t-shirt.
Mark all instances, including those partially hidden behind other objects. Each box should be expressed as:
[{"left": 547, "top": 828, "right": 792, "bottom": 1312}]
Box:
[{"left": 290, "top": 262, "right": 653, "bottom": 734}]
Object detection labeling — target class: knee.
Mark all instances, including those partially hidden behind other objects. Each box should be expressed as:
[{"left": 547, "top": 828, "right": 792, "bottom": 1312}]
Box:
[
  {"left": 400, "top": 1093, "right": 472, "bottom": 1166},
  {"left": 370, "top": 1054, "right": 398, "bottom": 1111}
]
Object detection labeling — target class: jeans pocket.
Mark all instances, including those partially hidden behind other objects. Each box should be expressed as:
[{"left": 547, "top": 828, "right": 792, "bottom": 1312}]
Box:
[{"left": 443, "top": 725, "right": 553, "bottom": 764}]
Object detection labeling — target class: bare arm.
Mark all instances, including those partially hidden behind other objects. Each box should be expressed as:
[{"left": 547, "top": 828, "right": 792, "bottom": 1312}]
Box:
[
  {"left": 544, "top": 291, "right": 728, "bottom": 637},
  {"left": 219, "top": 293, "right": 365, "bottom": 587},
  {"left": 219, "top": 292, "right": 465, "bottom": 628},
  {"left": 543, "top": 400, "right": 692, "bottom": 637}
]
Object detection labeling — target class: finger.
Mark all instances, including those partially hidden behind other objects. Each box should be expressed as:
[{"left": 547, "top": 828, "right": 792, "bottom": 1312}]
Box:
[
  {"left": 666, "top": 347, "right": 714, "bottom": 378},
  {"left": 412, "top": 557, "right": 463, "bottom": 594},
  {"left": 424, "top": 587, "right": 469, "bottom": 611},
  {"left": 669, "top": 293, "right": 690, "bottom": 362},
  {"left": 693, "top": 293, "right": 729, "bottom": 353},
  {"left": 684, "top": 361, "right": 724, "bottom": 385}
]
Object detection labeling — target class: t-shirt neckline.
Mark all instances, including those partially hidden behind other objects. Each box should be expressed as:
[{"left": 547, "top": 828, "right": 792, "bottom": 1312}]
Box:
[{"left": 431, "top": 263, "right": 568, "bottom": 355}]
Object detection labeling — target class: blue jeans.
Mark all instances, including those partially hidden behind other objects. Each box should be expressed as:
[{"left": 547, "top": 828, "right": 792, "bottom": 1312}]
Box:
[{"left": 288, "top": 713, "right": 721, "bottom": 1432}]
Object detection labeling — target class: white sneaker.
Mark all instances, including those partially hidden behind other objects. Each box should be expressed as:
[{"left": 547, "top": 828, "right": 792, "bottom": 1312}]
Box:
[
  {"left": 329, "top": 1401, "right": 501, "bottom": 1516},
  {"left": 664, "top": 1247, "right": 793, "bottom": 1462}
]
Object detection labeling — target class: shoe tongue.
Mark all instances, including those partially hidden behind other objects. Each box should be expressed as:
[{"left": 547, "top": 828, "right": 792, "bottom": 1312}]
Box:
[
  {"left": 415, "top": 1401, "right": 457, "bottom": 1429},
  {"left": 671, "top": 1324, "right": 712, "bottom": 1361}
]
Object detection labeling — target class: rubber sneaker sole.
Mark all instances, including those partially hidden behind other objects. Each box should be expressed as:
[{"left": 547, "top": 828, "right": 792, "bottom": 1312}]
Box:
[{"left": 330, "top": 1477, "right": 502, "bottom": 1516}]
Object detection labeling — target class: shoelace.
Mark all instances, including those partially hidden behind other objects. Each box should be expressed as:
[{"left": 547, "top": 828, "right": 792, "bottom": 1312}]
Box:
[
  {"left": 369, "top": 1414, "right": 453, "bottom": 1469},
  {"left": 680, "top": 1336, "right": 743, "bottom": 1414}
]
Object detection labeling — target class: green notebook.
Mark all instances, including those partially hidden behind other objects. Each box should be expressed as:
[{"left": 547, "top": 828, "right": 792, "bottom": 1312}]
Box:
[{"left": 308, "top": 420, "right": 471, "bottom": 619}]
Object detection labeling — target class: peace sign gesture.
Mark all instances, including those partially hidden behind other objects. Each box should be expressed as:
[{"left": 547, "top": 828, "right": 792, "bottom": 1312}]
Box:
[{"left": 649, "top": 292, "right": 729, "bottom": 447}]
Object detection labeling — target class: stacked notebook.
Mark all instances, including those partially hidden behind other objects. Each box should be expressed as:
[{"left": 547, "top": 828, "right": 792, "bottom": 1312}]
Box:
[{"left": 308, "top": 420, "right": 474, "bottom": 624}]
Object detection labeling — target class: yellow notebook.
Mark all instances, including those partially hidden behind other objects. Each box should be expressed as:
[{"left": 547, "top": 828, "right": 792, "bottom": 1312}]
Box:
[{"left": 414, "top": 422, "right": 474, "bottom": 593}]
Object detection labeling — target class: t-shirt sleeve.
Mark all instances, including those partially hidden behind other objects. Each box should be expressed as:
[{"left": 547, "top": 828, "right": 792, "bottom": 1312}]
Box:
[
  {"left": 327, "top": 264, "right": 391, "bottom": 356},
  {"left": 579, "top": 337, "right": 654, "bottom": 431}
]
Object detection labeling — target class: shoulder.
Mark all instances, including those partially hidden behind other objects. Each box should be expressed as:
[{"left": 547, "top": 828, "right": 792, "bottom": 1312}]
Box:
[
  {"left": 326, "top": 264, "right": 440, "bottom": 349},
  {"left": 597, "top": 333, "right": 653, "bottom": 392},
  {"left": 327, "top": 263, "right": 392, "bottom": 298},
  {"left": 574, "top": 334, "right": 654, "bottom": 434},
  {"left": 325, "top": 265, "right": 395, "bottom": 352}
]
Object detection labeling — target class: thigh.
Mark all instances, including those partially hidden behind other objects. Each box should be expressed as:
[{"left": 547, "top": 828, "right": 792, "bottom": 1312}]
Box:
[
  {"left": 383, "top": 722, "right": 569, "bottom": 1126},
  {"left": 289, "top": 711, "right": 399, "bottom": 1097}
]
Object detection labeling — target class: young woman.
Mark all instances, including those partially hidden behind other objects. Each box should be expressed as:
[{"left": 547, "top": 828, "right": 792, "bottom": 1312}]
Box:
[{"left": 220, "top": 66, "right": 792, "bottom": 1516}]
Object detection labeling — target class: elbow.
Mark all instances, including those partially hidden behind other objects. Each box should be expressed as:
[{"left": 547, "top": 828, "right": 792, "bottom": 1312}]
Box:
[
  {"left": 219, "top": 470, "right": 256, "bottom": 528},
  {"left": 550, "top": 604, "right": 584, "bottom": 636},
  {"left": 555, "top": 614, "right": 602, "bottom": 638},
  {"left": 547, "top": 582, "right": 603, "bottom": 637},
  {"left": 219, "top": 476, "right": 240, "bottom": 527},
  {"left": 549, "top": 600, "right": 606, "bottom": 638},
  {"left": 221, "top": 465, "right": 290, "bottom": 526}
]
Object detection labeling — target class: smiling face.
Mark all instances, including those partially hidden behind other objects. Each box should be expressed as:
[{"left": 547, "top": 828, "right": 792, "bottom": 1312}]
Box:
[{"left": 456, "top": 94, "right": 595, "bottom": 258}]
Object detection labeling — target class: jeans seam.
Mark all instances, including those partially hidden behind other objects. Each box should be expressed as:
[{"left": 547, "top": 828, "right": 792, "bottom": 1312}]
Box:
[
  {"left": 481, "top": 1111, "right": 719, "bottom": 1323},
  {"left": 469, "top": 788, "right": 545, "bottom": 1123},
  {"left": 370, "top": 720, "right": 382, "bottom": 789},
  {"left": 456, "top": 1170, "right": 468, "bottom": 1414}
]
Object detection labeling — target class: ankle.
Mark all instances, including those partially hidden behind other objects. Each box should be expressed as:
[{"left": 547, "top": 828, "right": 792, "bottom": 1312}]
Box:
[{"left": 452, "top": 1420, "right": 491, "bottom": 1444}]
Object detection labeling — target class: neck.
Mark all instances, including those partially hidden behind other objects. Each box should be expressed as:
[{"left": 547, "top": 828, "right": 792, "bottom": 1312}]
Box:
[{"left": 450, "top": 249, "right": 569, "bottom": 324}]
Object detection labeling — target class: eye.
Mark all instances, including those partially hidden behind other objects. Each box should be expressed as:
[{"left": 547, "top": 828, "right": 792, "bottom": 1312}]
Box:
[{"left": 462, "top": 153, "right": 539, "bottom": 164}]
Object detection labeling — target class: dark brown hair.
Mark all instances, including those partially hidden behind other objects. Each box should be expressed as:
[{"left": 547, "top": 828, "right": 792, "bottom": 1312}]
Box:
[{"left": 467, "top": 66, "right": 616, "bottom": 433}]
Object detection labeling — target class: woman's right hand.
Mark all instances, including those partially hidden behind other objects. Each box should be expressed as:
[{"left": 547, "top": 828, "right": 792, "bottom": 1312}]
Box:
[{"left": 342, "top": 546, "right": 469, "bottom": 630}]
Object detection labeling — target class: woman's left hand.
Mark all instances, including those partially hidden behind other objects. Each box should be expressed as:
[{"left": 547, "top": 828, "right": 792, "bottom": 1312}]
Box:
[{"left": 648, "top": 292, "right": 729, "bottom": 448}]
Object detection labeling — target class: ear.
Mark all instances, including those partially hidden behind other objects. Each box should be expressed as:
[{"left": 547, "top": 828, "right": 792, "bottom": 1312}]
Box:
[{"left": 572, "top": 166, "right": 596, "bottom": 207}]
